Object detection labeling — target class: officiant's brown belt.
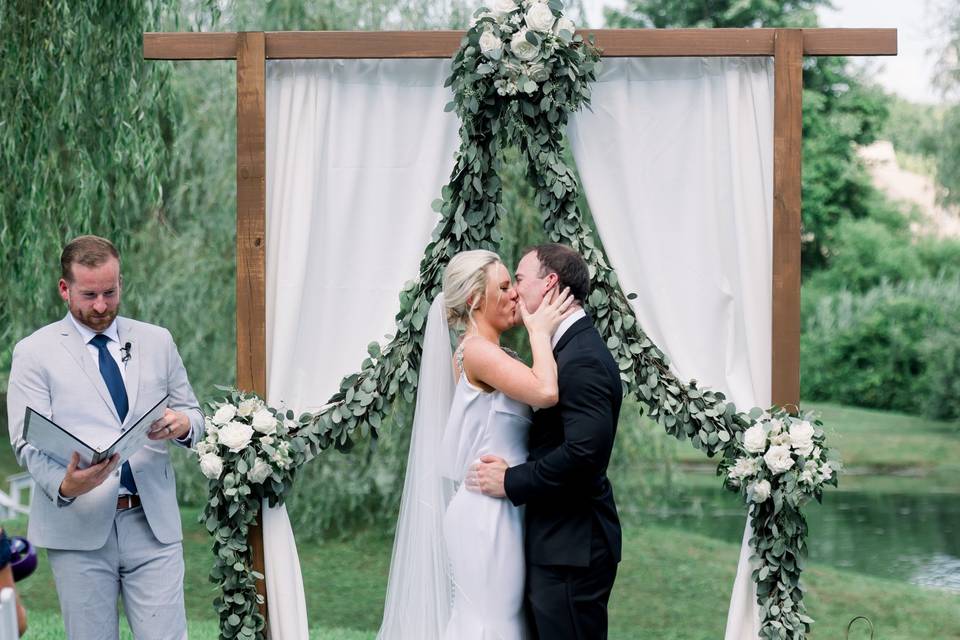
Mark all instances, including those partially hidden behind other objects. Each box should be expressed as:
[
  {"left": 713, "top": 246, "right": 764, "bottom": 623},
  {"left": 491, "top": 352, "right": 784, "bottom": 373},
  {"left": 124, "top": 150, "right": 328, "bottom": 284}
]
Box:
[{"left": 117, "top": 495, "right": 141, "bottom": 511}]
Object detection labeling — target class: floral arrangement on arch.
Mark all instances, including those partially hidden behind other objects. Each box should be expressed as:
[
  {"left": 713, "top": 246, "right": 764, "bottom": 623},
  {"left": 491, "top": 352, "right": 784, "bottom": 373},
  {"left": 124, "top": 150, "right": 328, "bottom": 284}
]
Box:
[
  {"left": 470, "top": 0, "right": 579, "bottom": 97},
  {"left": 195, "top": 389, "right": 308, "bottom": 640},
  {"left": 725, "top": 409, "right": 838, "bottom": 506},
  {"left": 720, "top": 408, "right": 840, "bottom": 633}
]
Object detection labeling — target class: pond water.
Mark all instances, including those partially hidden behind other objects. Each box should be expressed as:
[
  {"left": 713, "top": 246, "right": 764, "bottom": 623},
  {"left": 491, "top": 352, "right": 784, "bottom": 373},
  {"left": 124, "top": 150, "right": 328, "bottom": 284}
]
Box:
[{"left": 642, "top": 476, "right": 960, "bottom": 592}]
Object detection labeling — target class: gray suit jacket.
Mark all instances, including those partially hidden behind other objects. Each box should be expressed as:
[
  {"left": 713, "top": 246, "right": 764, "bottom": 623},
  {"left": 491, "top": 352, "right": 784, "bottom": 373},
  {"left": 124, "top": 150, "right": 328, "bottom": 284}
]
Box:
[{"left": 6, "top": 314, "right": 205, "bottom": 550}]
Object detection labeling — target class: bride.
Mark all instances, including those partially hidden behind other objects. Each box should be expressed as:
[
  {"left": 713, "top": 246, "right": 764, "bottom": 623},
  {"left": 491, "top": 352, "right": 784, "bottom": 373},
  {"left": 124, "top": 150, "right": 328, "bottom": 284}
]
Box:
[{"left": 378, "top": 249, "right": 573, "bottom": 640}]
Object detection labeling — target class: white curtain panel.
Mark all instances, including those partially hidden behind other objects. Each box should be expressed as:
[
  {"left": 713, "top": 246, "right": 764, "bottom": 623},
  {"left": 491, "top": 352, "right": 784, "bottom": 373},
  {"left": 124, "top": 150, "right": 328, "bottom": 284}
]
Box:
[
  {"left": 266, "top": 59, "right": 460, "bottom": 412},
  {"left": 568, "top": 56, "right": 775, "bottom": 639},
  {"left": 264, "top": 59, "right": 460, "bottom": 639}
]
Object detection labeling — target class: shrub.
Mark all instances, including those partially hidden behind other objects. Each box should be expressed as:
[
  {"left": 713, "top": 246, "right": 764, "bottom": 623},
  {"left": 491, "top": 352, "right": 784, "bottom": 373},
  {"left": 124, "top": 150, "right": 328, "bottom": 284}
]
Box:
[
  {"left": 805, "top": 218, "right": 926, "bottom": 293},
  {"left": 801, "top": 277, "right": 960, "bottom": 420}
]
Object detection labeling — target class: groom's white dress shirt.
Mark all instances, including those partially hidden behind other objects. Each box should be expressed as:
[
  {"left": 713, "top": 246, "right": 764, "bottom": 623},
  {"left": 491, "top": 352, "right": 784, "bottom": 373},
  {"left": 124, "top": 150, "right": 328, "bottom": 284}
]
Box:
[{"left": 552, "top": 308, "right": 587, "bottom": 350}]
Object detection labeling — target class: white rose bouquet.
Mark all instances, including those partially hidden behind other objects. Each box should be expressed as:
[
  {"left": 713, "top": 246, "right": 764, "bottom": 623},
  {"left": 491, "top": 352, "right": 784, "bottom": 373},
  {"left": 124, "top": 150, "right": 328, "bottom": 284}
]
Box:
[
  {"left": 716, "top": 407, "right": 840, "bottom": 638},
  {"left": 200, "top": 388, "right": 304, "bottom": 499},
  {"left": 721, "top": 408, "right": 840, "bottom": 509},
  {"left": 458, "top": 0, "right": 595, "bottom": 99}
]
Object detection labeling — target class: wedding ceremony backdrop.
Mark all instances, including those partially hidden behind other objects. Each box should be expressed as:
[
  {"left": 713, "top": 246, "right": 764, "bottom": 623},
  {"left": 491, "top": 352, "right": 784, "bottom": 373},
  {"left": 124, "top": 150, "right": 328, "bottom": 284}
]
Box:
[{"left": 144, "top": 23, "right": 895, "bottom": 640}]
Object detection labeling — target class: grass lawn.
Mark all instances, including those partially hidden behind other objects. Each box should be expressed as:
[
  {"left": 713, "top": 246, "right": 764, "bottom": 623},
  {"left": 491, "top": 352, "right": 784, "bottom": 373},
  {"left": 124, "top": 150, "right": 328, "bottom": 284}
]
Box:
[{"left": 6, "top": 507, "right": 958, "bottom": 639}]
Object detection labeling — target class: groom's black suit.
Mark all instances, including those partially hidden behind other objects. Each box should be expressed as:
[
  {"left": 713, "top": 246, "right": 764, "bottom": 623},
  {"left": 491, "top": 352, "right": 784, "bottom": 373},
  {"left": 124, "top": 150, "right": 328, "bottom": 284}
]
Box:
[{"left": 504, "top": 314, "right": 623, "bottom": 639}]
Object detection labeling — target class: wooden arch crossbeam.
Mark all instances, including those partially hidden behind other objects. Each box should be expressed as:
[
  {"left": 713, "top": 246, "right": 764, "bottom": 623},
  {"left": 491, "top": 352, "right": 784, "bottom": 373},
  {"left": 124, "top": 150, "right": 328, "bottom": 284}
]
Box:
[{"left": 143, "top": 26, "right": 896, "bottom": 623}]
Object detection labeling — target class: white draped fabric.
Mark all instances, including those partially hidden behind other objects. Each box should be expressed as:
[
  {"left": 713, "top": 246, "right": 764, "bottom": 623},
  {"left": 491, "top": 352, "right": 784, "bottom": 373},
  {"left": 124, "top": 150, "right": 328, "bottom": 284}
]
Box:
[
  {"left": 263, "top": 59, "right": 460, "bottom": 639},
  {"left": 568, "top": 57, "right": 774, "bottom": 639},
  {"left": 263, "top": 56, "right": 774, "bottom": 638}
]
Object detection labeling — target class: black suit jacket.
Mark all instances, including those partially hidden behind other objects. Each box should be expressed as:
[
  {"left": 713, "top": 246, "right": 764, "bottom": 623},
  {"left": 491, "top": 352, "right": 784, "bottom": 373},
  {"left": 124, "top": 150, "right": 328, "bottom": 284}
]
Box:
[{"left": 504, "top": 315, "right": 623, "bottom": 567}]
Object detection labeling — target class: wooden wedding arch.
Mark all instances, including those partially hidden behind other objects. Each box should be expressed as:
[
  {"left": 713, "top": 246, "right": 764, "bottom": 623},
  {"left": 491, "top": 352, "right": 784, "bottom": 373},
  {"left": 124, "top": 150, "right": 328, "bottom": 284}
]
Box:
[{"left": 144, "top": 26, "right": 896, "bottom": 622}]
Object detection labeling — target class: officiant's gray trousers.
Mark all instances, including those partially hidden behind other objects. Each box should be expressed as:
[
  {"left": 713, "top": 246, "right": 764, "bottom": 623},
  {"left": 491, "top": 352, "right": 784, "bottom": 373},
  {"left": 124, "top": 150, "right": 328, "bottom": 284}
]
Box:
[{"left": 48, "top": 505, "right": 187, "bottom": 640}]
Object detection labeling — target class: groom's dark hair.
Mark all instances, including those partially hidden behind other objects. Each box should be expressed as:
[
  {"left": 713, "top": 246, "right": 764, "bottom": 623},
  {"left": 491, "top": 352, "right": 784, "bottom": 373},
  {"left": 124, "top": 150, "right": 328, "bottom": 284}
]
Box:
[{"left": 524, "top": 243, "right": 590, "bottom": 304}]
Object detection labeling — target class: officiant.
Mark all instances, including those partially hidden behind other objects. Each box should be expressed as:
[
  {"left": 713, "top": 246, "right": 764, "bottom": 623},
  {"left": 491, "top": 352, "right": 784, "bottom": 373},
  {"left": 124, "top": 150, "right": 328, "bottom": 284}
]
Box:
[{"left": 5, "top": 235, "right": 204, "bottom": 640}]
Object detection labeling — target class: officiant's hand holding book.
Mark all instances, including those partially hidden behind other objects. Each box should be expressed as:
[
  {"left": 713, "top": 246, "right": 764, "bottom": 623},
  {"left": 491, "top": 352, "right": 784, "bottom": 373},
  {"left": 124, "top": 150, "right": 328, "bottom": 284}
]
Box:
[{"left": 22, "top": 394, "right": 169, "bottom": 470}]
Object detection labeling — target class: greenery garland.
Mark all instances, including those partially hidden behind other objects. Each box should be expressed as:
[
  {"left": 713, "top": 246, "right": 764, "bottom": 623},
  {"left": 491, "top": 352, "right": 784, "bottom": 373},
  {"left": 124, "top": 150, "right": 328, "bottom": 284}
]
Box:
[{"left": 198, "top": 3, "right": 838, "bottom": 638}]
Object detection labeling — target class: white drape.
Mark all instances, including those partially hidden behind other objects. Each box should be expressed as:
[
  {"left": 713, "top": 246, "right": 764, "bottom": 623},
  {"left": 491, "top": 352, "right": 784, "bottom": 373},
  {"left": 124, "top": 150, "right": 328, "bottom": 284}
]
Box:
[
  {"left": 264, "top": 56, "right": 774, "bottom": 638},
  {"left": 263, "top": 59, "right": 460, "bottom": 639},
  {"left": 568, "top": 57, "right": 774, "bottom": 640}
]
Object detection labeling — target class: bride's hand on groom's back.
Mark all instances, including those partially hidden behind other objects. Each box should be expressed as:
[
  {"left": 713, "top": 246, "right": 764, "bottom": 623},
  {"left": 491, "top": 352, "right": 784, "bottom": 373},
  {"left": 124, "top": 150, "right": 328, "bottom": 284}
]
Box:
[{"left": 521, "top": 286, "right": 576, "bottom": 337}]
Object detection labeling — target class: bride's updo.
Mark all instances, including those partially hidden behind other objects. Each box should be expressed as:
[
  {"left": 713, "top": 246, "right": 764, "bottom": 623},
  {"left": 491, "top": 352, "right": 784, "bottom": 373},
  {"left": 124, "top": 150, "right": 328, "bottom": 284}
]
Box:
[{"left": 443, "top": 249, "right": 502, "bottom": 331}]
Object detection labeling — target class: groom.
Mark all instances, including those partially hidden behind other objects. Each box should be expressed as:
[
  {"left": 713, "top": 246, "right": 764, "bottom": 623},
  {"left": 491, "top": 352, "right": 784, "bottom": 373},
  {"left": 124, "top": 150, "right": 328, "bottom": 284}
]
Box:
[{"left": 470, "top": 243, "right": 623, "bottom": 639}]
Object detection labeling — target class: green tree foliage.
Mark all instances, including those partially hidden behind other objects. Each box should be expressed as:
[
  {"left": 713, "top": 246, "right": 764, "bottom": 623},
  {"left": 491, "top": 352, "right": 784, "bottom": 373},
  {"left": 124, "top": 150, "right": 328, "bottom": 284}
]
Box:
[
  {"left": 605, "top": 0, "right": 890, "bottom": 272},
  {"left": 0, "top": 0, "right": 178, "bottom": 373},
  {"left": 881, "top": 95, "right": 943, "bottom": 161},
  {"left": 803, "top": 218, "right": 926, "bottom": 294},
  {"left": 932, "top": 1, "right": 960, "bottom": 206}
]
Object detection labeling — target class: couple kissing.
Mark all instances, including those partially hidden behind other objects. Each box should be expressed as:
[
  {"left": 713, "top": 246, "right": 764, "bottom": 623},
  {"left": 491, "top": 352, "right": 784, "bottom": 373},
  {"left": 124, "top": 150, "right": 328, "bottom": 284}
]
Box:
[{"left": 380, "top": 243, "right": 622, "bottom": 640}]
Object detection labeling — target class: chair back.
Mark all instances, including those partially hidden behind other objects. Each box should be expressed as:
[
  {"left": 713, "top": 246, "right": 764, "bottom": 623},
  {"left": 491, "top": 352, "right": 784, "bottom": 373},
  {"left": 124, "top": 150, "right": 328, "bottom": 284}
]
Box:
[{"left": 0, "top": 588, "right": 18, "bottom": 640}]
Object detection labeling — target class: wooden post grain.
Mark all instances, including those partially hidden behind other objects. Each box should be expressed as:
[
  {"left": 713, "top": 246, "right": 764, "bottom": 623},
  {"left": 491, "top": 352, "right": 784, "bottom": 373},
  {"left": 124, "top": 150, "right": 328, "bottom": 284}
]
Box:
[
  {"left": 236, "top": 31, "right": 269, "bottom": 623},
  {"left": 771, "top": 30, "right": 803, "bottom": 410}
]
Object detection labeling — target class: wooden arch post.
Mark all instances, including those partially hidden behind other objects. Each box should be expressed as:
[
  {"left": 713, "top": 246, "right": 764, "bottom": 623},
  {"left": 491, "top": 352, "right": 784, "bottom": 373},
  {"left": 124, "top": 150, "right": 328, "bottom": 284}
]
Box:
[{"left": 144, "top": 26, "right": 896, "bottom": 625}]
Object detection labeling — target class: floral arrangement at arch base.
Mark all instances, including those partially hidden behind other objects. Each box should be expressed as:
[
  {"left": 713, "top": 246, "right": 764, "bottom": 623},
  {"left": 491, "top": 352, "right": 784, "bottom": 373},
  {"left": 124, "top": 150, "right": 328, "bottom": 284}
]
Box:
[
  {"left": 721, "top": 408, "right": 840, "bottom": 637},
  {"left": 194, "top": 2, "right": 842, "bottom": 639},
  {"left": 196, "top": 388, "right": 308, "bottom": 640}
]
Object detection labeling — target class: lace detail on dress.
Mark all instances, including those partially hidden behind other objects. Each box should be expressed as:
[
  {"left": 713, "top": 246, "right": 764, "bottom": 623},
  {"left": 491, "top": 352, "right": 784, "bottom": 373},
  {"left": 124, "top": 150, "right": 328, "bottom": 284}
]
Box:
[
  {"left": 455, "top": 336, "right": 521, "bottom": 378},
  {"left": 454, "top": 343, "right": 466, "bottom": 378}
]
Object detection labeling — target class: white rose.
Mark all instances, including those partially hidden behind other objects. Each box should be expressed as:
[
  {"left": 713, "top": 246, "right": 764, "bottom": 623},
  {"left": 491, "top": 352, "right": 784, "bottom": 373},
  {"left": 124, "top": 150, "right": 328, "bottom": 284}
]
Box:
[
  {"left": 554, "top": 16, "right": 575, "bottom": 35},
  {"left": 199, "top": 453, "right": 224, "bottom": 480},
  {"left": 728, "top": 457, "right": 760, "bottom": 481},
  {"left": 764, "top": 444, "right": 795, "bottom": 475},
  {"left": 251, "top": 408, "right": 277, "bottom": 434},
  {"left": 510, "top": 29, "right": 541, "bottom": 61},
  {"left": 748, "top": 479, "right": 772, "bottom": 503},
  {"left": 769, "top": 430, "right": 792, "bottom": 447},
  {"left": 789, "top": 420, "right": 816, "bottom": 456},
  {"left": 260, "top": 435, "right": 275, "bottom": 447},
  {"left": 526, "top": 62, "right": 549, "bottom": 81},
  {"left": 799, "top": 464, "right": 817, "bottom": 485},
  {"left": 218, "top": 420, "right": 254, "bottom": 453},
  {"left": 819, "top": 461, "right": 834, "bottom": 482},
  {"left": 237, "top": 398, "right": 260, "bottom": 418},
  {"left": 247, "top": 458, "right": 272, "bottom": 484},
  {"left": 479, "top": 31, "right": 503, "bottom": 59},
  {"left": 524, "top": 2, "right": 555, "bottom": 33},
  {"left": 489, "top": 0, "right": 517, "bottom": 17},
  {"left": 767, "top": 417, "right": 784, "bottom": 434},
  {"left": 743, "top": 424, "right": 767, "bottom": 454},
  {"left": 195, "top": 441, "right": 215, "bottom": 456},
  {"left": 212, "top": 404, "right": 237, "bottom": 425}
]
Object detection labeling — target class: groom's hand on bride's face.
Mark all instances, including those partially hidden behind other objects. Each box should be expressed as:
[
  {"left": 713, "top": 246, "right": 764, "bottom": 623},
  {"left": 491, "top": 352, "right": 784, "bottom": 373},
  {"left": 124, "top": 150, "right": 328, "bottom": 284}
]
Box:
[{"left": 466, "top": 455, "right": 508, "bottom": 498}]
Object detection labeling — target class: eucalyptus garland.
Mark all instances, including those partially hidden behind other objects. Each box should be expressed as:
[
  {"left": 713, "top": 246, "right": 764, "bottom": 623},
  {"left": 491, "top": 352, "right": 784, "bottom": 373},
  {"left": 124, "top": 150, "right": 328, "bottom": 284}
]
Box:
[{"left": 200, "top": 3, "right": 838, "bottom": 639}]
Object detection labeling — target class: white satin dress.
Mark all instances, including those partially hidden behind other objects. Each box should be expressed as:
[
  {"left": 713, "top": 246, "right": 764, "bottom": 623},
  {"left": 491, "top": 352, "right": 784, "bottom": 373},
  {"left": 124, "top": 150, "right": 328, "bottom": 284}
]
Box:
[{"left": 441, "top": 352, "right": 533, "bottom": 640}]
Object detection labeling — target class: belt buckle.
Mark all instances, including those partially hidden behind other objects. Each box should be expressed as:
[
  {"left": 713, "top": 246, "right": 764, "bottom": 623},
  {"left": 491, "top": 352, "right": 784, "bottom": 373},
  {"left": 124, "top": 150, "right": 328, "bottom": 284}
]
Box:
[{"left": 118, "top": 495, "right": 133, "bottom": 510}]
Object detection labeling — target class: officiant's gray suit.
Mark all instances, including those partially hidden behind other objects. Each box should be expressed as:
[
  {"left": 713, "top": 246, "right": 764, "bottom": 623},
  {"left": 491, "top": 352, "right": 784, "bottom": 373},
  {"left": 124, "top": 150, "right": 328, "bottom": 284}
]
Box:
[{"left": 6, "top": 314, "right": 205, "bottom": 639}]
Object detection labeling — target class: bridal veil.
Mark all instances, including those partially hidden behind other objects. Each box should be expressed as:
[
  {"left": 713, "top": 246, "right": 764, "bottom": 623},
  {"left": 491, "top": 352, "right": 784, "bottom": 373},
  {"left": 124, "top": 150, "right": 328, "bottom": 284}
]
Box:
[{"left": 377, "top": 293, "right": 457, "bottom": 639}]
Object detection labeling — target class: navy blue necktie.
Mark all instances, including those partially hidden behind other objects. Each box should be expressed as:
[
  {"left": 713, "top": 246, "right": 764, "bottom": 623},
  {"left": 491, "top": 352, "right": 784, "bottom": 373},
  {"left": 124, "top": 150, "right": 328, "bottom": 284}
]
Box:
[{"left": 89, "top": 334, "right": 137, "bottom": 494}]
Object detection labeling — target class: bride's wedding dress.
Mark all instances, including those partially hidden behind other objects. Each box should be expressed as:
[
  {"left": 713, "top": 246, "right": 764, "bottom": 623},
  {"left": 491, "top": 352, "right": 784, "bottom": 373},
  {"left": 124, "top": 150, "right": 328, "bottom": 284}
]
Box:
[
  {"left": 378, "top": 295, "right": 531, "bottom": 640},
  {"left": 442, "top": 356, "right": 531, "bottom": 640}
]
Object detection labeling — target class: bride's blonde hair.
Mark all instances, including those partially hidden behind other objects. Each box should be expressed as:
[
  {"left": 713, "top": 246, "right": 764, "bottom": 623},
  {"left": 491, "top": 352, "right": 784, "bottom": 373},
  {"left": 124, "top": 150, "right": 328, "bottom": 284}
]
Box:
[{"left": 442, "top": 249, "right": 502, "bottom": 331}]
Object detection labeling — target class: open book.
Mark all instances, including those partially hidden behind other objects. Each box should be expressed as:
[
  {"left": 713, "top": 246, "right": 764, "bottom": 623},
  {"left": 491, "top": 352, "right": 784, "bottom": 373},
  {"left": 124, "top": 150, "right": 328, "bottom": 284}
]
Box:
[{"left": 22, "top": 395, "right": 169, "bottom": 467}]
